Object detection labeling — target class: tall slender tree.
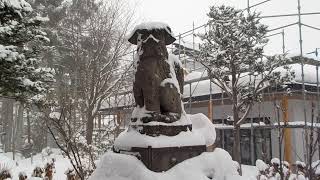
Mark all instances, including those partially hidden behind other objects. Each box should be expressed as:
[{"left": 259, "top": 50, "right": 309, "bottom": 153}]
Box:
[
  {"left": 48, "top": 0, "right": 134, "bottom": 144},
  {"left": 198, "top": 5, "right": 293, "bottom": 173}
]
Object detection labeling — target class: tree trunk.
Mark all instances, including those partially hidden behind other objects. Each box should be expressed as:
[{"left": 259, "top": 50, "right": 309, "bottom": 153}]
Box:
[
  {"left": 16, "top": 103, "right": 24, "bottom": 152},
  {"left": 86, "top": 113, "right": 94, "bottom": 144},
  {"left": 3, "top": 99, "right": 14, "bottom": 152},
  {"left": 231, "top": 65, "right": 242, "bottom": 175},
  {"left": 26, "top": 109, "right": 31, "bottom": 144},
  {"left": 233, "top": 116, "right": 242, "bottom": 175}
]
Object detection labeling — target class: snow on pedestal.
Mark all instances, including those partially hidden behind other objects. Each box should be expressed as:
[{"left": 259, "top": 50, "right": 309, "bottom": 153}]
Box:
[
  {"left": 89, "top": 148, "right": 244, "bottom": 180},
  {"left": 114, "top": 113, "right": 215, "bottom": 151}
]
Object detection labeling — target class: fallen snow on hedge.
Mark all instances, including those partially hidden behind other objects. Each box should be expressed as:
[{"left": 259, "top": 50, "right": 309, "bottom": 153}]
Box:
[{"left": 89, "top": 148, "right": 247, "bottom": 180}]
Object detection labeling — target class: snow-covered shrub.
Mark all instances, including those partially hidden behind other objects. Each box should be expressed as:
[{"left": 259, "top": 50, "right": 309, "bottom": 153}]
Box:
[
  {"left": 18, "top": 171, "right": 27, "bottom": 180},
  {"left": 0, "top": 163, "right": 12, "bottom": 180},
  {"left": 32, "top": 166, "right": 44, "bottom": 178},
  {"left": 255, "top": 159, "right": 313, "bottom": 180},
  {"left": 65, "top": 168, "right": 77, "bottom": 180}
]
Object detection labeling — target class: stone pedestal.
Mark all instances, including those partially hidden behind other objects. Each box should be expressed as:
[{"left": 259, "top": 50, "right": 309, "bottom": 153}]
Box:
[
  {"left": 134, "top": 124, "right": 192, "bottom": 136},
  {"left": 131, "top": 145, "right": 206, "bottom": 172}
]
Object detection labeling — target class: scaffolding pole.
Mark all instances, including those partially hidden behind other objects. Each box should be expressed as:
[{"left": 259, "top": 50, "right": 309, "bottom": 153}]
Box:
[{"left": 296, "top": 0, "right": 308, "bottom": 163}]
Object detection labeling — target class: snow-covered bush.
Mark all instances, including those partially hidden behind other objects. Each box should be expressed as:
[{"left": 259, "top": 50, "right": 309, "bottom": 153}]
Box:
[
  {"left": 18, "top": 171, "right": 27, "bottom": 180},
  {"left": 31, "top": 166, "right": 43, "bottom": 178},
  {"left": 0, "top": 163, "right": 12, "bottom": 180},
  {"left": 255, "top": 159, "right": 319, "bottom": 180}
]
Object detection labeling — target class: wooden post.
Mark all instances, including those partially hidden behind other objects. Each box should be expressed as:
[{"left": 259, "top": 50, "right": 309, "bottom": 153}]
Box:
[
  {"left": 208, "top": 79, "right": 213, "bottom": 121},
  {"left": 282, "top": 96, "right": 292, "bottom": 163},
  {"left": 208, "top": 100, "right": 213, "bottom": 122},
  {"left": 98, "top": 114, "right": 101, "bottom": 129}
]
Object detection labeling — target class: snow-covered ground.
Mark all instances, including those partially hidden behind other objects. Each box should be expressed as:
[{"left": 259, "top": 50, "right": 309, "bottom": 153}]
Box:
[
  {"left": 0, "top": 148, "right": 72, "bottom": 180},
  {"left": 0, "top": 148, "right": 260, "bottom": 180}
]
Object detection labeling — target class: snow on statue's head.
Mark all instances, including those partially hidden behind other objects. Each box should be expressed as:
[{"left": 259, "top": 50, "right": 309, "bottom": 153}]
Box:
[
  {"left": 128, "top": 22, "right": 175, "bottom": 45},
  {"left": 128, "top": 22, "right": 176, "bottom": 59}
]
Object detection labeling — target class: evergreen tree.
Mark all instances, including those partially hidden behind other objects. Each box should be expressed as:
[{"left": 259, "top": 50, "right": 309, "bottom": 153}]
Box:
[
  {"left": 198, "top": 5, "right": 293, "bottom": 173},
  {"left": 0, "top": 0, "right": 52, "bottom": 100}
]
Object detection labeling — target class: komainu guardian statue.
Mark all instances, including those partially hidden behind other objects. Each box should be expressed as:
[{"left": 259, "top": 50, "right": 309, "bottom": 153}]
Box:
[{"left": 129, "top": 23, "right": 186, "bottom": 126}]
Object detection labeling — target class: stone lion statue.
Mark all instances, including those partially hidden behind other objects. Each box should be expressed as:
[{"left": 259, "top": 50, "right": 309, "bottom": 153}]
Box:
[{"left": 128, "top": 23, "right": 184, "bottom": 124}]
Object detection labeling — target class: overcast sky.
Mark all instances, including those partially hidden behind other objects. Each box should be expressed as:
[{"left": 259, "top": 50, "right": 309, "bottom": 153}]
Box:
[{"left": 130, "top": 0, "right": 320, "bottom": 58}]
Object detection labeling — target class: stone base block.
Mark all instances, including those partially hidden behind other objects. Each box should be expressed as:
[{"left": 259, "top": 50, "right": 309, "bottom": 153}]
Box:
[
  {"left": 116, "top": 145, "right": 206, "bottom": 172},
  {"left": 132, "top": 124, "right": 192, "bottom": 136}
]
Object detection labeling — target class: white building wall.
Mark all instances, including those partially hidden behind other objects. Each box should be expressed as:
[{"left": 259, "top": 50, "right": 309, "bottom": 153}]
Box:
[{"left": 186, "top": 98, "right": 319, "bottom": 163}]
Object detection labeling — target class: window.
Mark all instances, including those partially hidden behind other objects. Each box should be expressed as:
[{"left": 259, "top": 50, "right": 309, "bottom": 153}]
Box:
[{"left": 214, "top": 117, "right": 272, "bottom": 165}]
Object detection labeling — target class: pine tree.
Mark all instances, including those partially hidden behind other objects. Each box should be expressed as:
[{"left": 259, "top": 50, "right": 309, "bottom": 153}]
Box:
[
  {"left": 0, "top": 0, "right": 52, "bottom": 100},
  {"left": 198, "top": 5, "right": 293, "bottom": 173}
]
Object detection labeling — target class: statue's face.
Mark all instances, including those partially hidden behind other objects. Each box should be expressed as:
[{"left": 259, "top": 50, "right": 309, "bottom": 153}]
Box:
[
  {"left": 138, "top": 29, "right": 168, "bottom": 58},
  {"left": 138, "top": 29, "right": 166, "bottom": 45}
]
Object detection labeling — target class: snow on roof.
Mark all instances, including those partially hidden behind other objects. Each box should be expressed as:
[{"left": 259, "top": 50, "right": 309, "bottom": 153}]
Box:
[{"left": 183, "top": 63, "right": 320, "bottom": 98}]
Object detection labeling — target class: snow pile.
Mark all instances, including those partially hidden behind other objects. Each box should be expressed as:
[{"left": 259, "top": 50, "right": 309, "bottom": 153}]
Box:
[
  {"left": 188, "top": 113, "right": 216, "bottom": 146},
  {"left": 89, "top": 148, "right": 246, "bottom": 180},
  {"left": 256, "top": 159, "right": 269, "bottom": 172}
]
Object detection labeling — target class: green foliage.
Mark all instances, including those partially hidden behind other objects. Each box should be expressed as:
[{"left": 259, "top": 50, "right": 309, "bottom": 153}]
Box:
[{"left": 0, "top": 0, "right": 53, "bottom": 100}]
